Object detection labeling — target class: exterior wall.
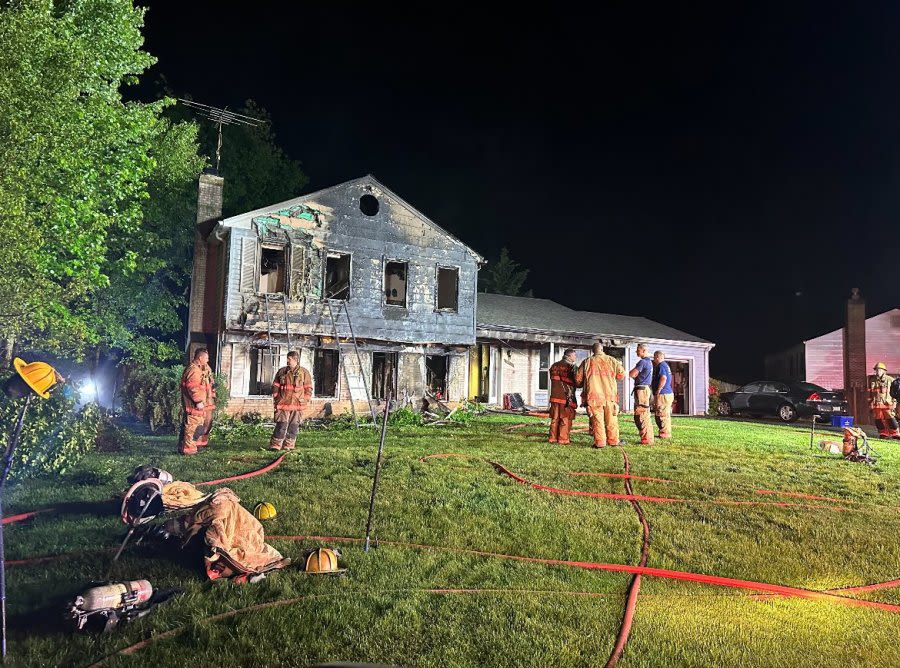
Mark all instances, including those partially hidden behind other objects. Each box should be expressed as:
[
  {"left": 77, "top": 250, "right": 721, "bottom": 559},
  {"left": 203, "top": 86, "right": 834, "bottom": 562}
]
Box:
[
  {"left": 497, "top": 342, "right": 540, "bottom": 404},
  {"left": 222, "top": 178, "right": 480, "bottom": 346},
  {"left": 804, "top": 329, "right": 843, "bottom": 390},
  {"left": 803, "top": 309, "right": 900, "bottom": 390},
  {"left": 221, "top": 340, "right": 467, "bottom": 415}
]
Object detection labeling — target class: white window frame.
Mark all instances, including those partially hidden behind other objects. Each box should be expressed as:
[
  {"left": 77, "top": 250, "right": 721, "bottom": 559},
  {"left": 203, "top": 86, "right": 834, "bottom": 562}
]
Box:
[
  {"left": 383, "top": 258, "right": 409, "bottom": 308},
  {"left": 258, "top": 243, "right": 288, "bottom": 295},
  {"left": 247, "top": 345, "right": 281, "bottom": 398}
]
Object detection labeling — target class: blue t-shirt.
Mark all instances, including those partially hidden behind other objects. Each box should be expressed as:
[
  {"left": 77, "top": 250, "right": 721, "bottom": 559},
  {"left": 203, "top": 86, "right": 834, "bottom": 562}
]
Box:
[
  {"left": 653, "top": 361, "right": 673, "bottom": 395},
  {"left": 634, "top": 357, "right": 653, "bottom": 386}
]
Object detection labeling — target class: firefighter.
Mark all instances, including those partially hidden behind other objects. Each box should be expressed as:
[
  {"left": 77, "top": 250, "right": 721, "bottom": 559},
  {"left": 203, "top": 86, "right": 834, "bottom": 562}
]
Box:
[
  {"left": 869, "top": 362, "right": 900, "bottom": 439},
  {"left": 270, "top": 350, "right": 313, "bottom": 450},
  {"left": 548, "top": 348, "right": 578, "bottom": 444},
  {"left": 575, "top": 342, "right": 626, "bottom": 448},
  {"left": 628, "top": 343, "right": 654, "bottom": 445},
  {"left": 179, "top": 348, "right": 216, "bottom": 455},
  {"left": 652, "top": 351, "right": 675, "bottom": 439}
]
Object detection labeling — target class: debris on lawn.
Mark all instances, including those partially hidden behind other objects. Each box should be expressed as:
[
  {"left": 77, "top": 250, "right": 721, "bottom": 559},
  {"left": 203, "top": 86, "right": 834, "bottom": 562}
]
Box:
[{"left": 814, "top": 426, "right": 876, "bottom": 465}]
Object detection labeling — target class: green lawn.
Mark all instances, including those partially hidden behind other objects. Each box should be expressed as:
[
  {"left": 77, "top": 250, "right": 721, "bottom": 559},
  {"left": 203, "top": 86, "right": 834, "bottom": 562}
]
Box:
[{"left": 5, "top": 414, "right": 900, "bottom": 667}]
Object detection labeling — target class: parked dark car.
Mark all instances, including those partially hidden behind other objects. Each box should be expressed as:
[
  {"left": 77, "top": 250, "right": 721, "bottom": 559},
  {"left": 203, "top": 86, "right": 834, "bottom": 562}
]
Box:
[{"left": 717, "top": 381, "right": 850, "bottom": 422}]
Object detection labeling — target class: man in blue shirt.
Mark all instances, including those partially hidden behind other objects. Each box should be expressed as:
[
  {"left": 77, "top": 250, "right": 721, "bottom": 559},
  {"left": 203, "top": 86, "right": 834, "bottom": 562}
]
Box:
[
  {"left": 628, "top": 343, "right": 654, "bottom": 444},
  {"left": 652, "top": 351, "right": 674, "bottom": 439}
]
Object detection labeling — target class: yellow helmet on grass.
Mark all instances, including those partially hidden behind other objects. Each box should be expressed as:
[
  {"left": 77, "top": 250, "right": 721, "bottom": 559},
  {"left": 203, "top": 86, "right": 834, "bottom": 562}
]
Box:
[
  {"left": 253, "top": 502, "right": 277, "bottom": 520},
  {"left": 304, "top": 547, "right": 346, "bottom": 575}
]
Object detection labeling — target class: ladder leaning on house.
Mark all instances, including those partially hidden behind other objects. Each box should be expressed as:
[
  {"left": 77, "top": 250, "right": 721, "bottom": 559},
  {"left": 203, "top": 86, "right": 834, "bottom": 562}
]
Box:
[{"left": 325, "top": 299, "right": 378, "bottom": 427}]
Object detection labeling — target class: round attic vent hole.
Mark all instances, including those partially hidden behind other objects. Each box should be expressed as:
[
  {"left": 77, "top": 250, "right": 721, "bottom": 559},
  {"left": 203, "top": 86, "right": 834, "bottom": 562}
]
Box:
[{"left": 360, "top": 194, "right": 379, "bottom": 216}]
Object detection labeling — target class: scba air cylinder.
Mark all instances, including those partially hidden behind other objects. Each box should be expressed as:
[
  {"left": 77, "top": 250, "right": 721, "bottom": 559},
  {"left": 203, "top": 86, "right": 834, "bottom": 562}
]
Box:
[{"left": 77, "top": 580, "right": 153, "bottom": 612}]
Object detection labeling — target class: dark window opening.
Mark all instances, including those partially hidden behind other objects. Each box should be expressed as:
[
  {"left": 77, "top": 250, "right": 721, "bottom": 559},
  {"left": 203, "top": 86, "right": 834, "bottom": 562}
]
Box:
[
  {"left": 324, "top": 252, "right": 351, "bottom": 300},
  {"left": 259, "top": 246, "right": 286, "bottom": 294},
  {"left": 384, "top": 261, "right": 407, "bottom": 307},
  {"left": 437, "top": 266, "right": 459, "bottom": 311},
  {"left": 249, "top": 346, "right": 279, "bottom": 395},
  {"left": 426, "top": 354, "right": 449, "bottom": 400},
  {"left": 314, "top": 348, "right": 339, "bottom": 397},
  {"left": 371, "top": 352, "right": 398, "bottom": 400},
  {"left": 360, "top": 194, "right": 379, "bottom": 216}
]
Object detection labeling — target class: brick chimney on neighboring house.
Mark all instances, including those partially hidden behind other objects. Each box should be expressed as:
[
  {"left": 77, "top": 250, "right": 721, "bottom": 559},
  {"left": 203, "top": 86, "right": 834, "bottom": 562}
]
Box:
[
  {"left": 186, "top": 168, "right": 225, "bottom": 368},
  {"left": 842, "top": 287, "right": 869, "bottom": 423}
]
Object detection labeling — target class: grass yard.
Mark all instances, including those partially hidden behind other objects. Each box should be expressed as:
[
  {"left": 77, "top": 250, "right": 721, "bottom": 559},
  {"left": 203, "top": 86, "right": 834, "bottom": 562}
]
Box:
[{"left": 5, "top": 413, "right": 900, "bottom": 667}]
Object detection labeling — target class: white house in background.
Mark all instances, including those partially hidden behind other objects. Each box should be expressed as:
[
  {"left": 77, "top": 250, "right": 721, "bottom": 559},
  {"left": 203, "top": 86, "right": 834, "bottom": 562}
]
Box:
[{"left": 472, "top": 293, "right": 715, "bottom": 415}]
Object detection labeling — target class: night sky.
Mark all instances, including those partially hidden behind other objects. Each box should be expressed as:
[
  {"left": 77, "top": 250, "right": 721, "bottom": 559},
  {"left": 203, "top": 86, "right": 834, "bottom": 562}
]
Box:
[{"left": 139, "top": 3, "right": 900, "bottom": 381}]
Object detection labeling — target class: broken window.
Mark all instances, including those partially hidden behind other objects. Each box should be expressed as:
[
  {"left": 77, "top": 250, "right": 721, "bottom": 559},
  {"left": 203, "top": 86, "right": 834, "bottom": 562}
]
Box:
[
  {"left": 249, "top": 346, "right": 280, "bottom": 395},
  {"left": 324, "top": 252, "right": 351, "bottom": 300},
  {"left": 384, "top": 261, "right": 408, "bottom": 307},
  {"left": 371, "top": 352, "right": 398, "bottom": 400},
  {"left": 426, "top": 354, "right": 449, "bottom": 400},
  {"left": 314, "top": 348, "right": 339, "bottom": 397},
  {"left": 259, "top": 246, "right": 286, "bottom": 294},
  {"left": 436, "top": 266, "right": 459, "bottom": 311}
]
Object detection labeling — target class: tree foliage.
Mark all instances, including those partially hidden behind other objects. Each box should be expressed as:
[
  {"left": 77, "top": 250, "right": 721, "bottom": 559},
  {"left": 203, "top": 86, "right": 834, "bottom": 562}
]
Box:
[
  {"left": 0, "top": 0, "right": 203, "bottom": 362},
  {"left": 478, "top": 247, "right": 532, "bottom": 297}
]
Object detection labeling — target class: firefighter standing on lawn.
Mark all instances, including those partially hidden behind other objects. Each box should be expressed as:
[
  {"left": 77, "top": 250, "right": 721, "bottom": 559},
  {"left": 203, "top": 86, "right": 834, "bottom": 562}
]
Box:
[
  {"left": 270, "top": 350, "right": 313, "bottom": 450},
  {"left": 628, "top": 343, "right": 654, "bottom": 445},
  {"left": 548, "top": 348, "right": 578, "bottom": 444},
  {"left": 179, "top": 348, "right": 216, "bottom": 455},
  {"left": 869, "top": 362, "right": 900, "bottom": 439},
  {"left": 575, "top": 342, "right": 626, "bottom": 448}
]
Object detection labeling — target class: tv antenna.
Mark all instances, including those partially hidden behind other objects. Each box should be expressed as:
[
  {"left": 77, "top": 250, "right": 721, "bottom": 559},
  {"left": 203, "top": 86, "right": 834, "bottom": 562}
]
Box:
[{"left": 177, "top": 99, "right": 263, "bottom": 172}]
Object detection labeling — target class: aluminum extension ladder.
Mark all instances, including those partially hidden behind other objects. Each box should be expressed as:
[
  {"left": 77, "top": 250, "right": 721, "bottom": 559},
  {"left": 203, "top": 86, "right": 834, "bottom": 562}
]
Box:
[{"left": 325, "top": 299, "right": 378, "bottom": 427}]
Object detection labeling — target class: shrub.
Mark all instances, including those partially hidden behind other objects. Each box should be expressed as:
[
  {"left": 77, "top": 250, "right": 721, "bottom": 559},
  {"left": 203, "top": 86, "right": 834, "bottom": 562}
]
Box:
[
  {"left": 212, "top": 414, "right": 270, "bottom": 445},
  {"left": 0, "top": 393, "right": 102, "bottom": 481},
  {"left": 708, "top": 379, "right": 723, "bottom": 416},
  {"left": 120, "top": 365, "right": 230, "bottom": 432},
  {"left": 387, "top": 407, "right": 423, "bottom": 428}
]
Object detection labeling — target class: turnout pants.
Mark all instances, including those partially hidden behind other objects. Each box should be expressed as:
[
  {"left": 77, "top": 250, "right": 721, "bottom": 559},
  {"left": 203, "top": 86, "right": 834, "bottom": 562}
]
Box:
[
  {"left": 270, "top": 409, "right": 306, "bottom": 449},
  {"left": 872, "top": 404, "right": 899, "bottom": 438},
  {"left": 180, "top": 410, "right": 214, "bottom": 455},
  {"left": 587, "top": 402, "right": 619, "bottom": 447},
  {"left": 654, "top": 393, "right": 674, "bottom": 438},
  {"left": 633, "top": 387, "right": 654, "bottom": 444},
  {"left": 548, "top": 403, "right": 575, "bottom": 444}
]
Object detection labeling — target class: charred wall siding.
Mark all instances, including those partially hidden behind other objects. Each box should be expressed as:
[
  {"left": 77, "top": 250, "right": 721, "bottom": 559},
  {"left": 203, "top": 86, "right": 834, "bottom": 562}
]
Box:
[{"left": 223, "top": 179, "right": 479, "bottom": 346}]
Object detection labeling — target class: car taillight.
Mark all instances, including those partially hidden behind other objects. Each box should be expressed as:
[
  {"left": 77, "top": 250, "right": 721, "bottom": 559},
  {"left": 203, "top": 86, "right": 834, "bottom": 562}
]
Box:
[{"left": 807, "top": 393, "right": 821, "bottom": 401}]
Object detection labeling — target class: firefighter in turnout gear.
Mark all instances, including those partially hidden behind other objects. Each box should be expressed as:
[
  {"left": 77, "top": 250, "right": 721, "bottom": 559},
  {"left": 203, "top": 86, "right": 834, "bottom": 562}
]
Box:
[
  {"left": 179, "top": 348, "right": 216, "bottom": 455},
  {"left": 270, "top": 350, "right": 313, "bottom": 450},
  {"left": 869, "top": 362, "right": 900, "bottom": 439},
  {"left": 629, "top": 343, "right": 654, "bottom": 445},
  {"left": 548, "top": 349, "right": 578, "bottom": 444},
  {"left": 575, "top": 342, "right": 626, "bottom": 448}
]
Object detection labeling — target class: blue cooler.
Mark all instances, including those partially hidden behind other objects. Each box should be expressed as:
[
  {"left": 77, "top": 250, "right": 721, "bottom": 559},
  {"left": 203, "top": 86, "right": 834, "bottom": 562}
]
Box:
[{"left": 831, "top": 415, "right": 853, "bottom": 428}]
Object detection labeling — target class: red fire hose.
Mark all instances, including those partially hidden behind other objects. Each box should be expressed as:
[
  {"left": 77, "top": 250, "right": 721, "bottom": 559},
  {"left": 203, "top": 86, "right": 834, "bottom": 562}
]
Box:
[
  {"left": 194, "top": 454, "right": 285, "bottom": 486},
  {"left": 268, "top": 535, "right": 900, "bottom": 613}
]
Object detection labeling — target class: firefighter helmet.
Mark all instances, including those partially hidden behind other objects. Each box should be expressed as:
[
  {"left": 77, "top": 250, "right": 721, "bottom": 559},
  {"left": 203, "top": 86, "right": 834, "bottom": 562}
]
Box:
[
  {"left": 304, "top": 547, "right": 344, "bottom": 574},
  {"left": 874, "top": 362, "right": 888, "bottom": 371},
  {"left": 120, "top": 479, "right": 164, "bottom": 526},
  {"left": 13, "top": 357, "right": 60, "bottom": 399},
  {"left": 253, "top": 502, "right": 277, "bottom": 520}
]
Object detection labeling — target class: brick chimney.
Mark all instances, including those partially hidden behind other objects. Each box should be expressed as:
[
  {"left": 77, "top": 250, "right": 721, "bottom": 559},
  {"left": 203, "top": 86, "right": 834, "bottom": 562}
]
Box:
[
  {"left": 842, "top": 287, "right": 869, "bottom": 422},
  {"left": 186, "top": 169, "right": 225, "bottom": 365}
]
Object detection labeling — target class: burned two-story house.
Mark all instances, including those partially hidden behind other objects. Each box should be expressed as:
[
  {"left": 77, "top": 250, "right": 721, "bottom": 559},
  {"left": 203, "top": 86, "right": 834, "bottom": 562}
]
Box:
[{"left": 187, "top": 173, "right": 483, "bottom": 416}]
